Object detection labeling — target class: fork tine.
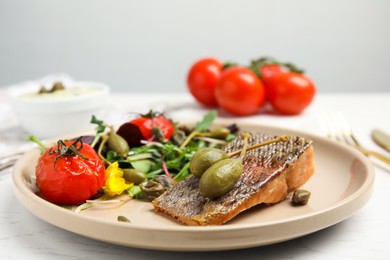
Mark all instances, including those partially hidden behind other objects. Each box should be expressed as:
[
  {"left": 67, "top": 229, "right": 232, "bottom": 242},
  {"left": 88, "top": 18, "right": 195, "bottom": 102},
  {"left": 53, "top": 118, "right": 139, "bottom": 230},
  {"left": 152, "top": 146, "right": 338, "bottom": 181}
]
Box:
[
  {"left": 319, "top": 111, "right": 356, "bottom": 147},
  {"left": 318, "top": 111, "right": 334, "bottom": 138},
  {"left": 320, "top": 111, "right": 344, "bottom": 142},
  {"left": 334, "top": 112, "right": 353, "bottom": 145},
  {"left": 320, "top": 111, "right": 390, "bottom": 171},
  {"left": 335, "top": 112, "right": 363, "bottom": 147}
]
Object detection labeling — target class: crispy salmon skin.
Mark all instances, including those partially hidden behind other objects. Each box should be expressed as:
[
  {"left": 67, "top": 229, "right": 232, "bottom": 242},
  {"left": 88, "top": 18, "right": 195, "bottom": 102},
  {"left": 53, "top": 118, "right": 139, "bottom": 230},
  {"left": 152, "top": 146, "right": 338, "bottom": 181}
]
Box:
[{"left": 152, "top": 133, "right": 315, "bottom": 226}]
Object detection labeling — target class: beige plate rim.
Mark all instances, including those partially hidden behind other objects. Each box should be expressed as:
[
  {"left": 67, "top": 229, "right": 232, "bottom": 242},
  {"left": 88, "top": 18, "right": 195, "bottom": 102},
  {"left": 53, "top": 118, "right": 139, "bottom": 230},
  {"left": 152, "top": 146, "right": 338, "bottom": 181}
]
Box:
[{"left": 12, "top": 122, "right": 375, "bottom": 251}]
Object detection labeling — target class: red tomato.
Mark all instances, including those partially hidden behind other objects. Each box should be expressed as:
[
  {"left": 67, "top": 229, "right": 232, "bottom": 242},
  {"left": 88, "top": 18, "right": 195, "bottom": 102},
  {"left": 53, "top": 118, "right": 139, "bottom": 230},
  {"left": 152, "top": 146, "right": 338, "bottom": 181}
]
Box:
[
  {"left": 259, "top": 64, "right": 285, "bottom": 100},
  {"left": 130, "top": 114, "right": 175, "bottom": 141},
  {"left": 215, "top": 67, "right": 265, "bottom": 116},
  {"left": 36, "top": 139, "right": 106, "bottom": 204},
  {"left": 187, "top": 57, "right": 223, "bottom": 107},
  {"left": 267, "top": 72, "right": 316, "bottom": 115},
  {"left": 260, "top": 64, "right": 285, "bottom": 85}
]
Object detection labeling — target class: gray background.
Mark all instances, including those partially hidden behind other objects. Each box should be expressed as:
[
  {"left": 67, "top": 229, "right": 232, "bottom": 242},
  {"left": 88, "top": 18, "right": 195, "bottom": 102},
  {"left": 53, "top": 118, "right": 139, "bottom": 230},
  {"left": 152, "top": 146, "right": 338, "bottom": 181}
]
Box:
[{"left": 0, "top": 0, "right": 389, "bottom": 93}]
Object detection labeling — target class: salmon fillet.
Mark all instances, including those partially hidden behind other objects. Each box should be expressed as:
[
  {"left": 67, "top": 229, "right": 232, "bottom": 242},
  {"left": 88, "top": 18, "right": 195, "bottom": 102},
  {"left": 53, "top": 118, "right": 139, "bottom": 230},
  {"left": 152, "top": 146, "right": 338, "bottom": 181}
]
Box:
[{"left": 152, "top": 133, "right": 315, "bottom": 226}]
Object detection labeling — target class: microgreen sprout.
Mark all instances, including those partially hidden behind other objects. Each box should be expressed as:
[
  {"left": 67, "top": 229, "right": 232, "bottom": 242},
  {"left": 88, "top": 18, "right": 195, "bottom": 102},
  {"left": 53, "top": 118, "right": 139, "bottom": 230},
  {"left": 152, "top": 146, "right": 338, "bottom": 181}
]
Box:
[
  {"left": 28, "top": 136, "right": 47, "bottom": 154},
  {"left": 90, "top": 115, "right": 108, "bottom": 148}
]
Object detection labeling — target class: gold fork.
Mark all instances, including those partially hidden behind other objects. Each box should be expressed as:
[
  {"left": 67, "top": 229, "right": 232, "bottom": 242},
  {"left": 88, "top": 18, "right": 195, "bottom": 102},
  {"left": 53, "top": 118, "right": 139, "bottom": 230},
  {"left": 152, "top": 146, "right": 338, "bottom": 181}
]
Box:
[{"left": 321, "top": 111, "right": 390, "bottom": 168}]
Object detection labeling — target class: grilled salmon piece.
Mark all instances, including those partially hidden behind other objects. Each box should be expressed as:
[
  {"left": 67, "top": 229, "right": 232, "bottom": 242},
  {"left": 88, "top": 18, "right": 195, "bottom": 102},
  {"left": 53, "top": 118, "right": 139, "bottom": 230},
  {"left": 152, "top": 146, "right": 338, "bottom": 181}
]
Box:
[{"left": 152, "top": 133, "right": 315, "bottom": 226}]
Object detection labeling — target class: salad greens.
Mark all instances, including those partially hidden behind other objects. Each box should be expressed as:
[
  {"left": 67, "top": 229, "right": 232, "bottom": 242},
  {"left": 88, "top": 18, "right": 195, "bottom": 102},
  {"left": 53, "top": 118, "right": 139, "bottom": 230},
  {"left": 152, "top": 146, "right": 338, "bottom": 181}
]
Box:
[{"left": 75, "top": 110, "right": 237, "bottom": 211}]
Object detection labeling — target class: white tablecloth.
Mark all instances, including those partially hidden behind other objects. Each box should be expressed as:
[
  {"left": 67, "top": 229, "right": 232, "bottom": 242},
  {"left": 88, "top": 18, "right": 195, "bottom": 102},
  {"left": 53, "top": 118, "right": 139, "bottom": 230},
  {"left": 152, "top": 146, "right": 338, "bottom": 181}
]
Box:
[{"left": 1, "top": 91, "right": 389, "bottom": 259}]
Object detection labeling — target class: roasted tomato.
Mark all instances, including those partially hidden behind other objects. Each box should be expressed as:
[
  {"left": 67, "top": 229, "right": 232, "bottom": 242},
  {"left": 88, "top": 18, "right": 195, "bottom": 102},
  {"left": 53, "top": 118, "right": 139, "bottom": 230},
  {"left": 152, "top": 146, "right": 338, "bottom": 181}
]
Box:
[
  {"left": 215, "top": 67, "right": 266, "bottom": 116},
  {"left": 35, "top": 138, "right": 106, "bottom": 204},
  {"left": 130, "top": 112, "right": 175, "bottom": 141},
  {"left": 187, "top": 57, "right": 223, "bottom": 107}
]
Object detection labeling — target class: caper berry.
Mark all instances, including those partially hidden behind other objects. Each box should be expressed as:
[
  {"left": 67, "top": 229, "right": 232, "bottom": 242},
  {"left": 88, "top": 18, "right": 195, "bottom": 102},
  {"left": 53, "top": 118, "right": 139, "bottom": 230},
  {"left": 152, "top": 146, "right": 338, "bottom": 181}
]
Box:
[
  {"left": 207, "top": 127, "right": 231, "bottom": 139},
  {"left": 190, "top": 148, "right": 228, "bottom": 178},
  {"left": 198, "top": 158, "right": 242, "bottom": 199},
  {"left": 139, "top": 181, "right": 165, "bottom": 201},
  {"left": 122, "top": 168, "right": 146, "bottom": 185},
  {"left": 108, "top": 132, "right": 130, "bottom": 156}
]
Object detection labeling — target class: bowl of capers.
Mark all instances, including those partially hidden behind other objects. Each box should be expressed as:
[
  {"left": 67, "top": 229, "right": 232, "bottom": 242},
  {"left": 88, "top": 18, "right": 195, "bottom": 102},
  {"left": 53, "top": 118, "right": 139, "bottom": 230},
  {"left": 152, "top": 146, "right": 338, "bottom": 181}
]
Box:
[{"left": 8, "top": 80, "right": 110, "bottom": 139}]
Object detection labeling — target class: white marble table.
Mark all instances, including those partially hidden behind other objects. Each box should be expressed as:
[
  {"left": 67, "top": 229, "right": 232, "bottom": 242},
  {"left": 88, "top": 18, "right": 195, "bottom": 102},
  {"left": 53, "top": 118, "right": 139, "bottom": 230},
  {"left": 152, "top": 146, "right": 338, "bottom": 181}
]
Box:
[{"left": 1, "top": 92, "right": 389, "bottom": 259}]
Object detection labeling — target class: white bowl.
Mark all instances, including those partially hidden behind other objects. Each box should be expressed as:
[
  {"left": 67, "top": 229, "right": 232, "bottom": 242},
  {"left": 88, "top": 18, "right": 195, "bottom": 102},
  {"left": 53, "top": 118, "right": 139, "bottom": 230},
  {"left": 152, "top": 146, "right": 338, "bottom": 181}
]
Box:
[{"left": 8, "top": 81, "right": 110, "bottom": 139}]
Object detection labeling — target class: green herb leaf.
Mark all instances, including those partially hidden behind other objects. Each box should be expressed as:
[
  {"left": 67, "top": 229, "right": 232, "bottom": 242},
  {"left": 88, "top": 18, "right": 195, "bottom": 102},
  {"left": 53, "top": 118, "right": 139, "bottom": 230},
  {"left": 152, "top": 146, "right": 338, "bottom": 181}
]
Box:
[
  {"left": 106, "top": 151, "right": 122, "bottom": 162},
  {"left": 90, "top": 115, "right": 106, "bottom": 133},
  {"left": 127, "top": 152, "right": 155, "bottom": 161},
  {"left": 195, "top": 110, "right": 217, "bottom": 132},
  {"left": 226, "top": 134, "right": 236, "bottom": 142},
  {"left": 173, "top": 161, "right": 191, "bottom": 181},
  {"left": 126, "top": 185, "right": 142, "bottom": 198},
  {"left": 130, "top": 159, "right": 155, "bottom": 173}
]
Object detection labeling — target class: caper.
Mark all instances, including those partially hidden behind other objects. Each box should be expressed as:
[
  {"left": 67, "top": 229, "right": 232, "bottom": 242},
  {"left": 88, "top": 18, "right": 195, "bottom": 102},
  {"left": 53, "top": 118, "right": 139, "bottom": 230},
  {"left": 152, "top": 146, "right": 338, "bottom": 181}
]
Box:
[
  {"left": 108, "top": 132, "right": 130, "bottom": 156},
  {"left": 190, "top": 148, "right": 228, "bottom": 178},
  {"left": 51, "top": 81, "right": 65, "bottom": 92},
  {"left": 139, "top": 181, "right": 165, "bottom": 201},
  {"left": 171, "top": 130, "right": 186, "bottom": 146},
  {"left": 198, "top": 158, "right": 243, "bottom": 199},
  {"left": 38, "top": 82, "right": 65, "bottom": 94},
  {"left": 38, "top": 86, "right": 48, "bottom": 94},
  {"left": 122, "top": 168, "right": 146, "bottom": 185},
  {"left": 151, "top": 126, "right": 164, "bottom": 142},
  {"left": 206, "top": 127, "right": 231, "bottom": 139},
  {"left": 153, "top": 175, "right": 175, "bottom": 191},
  {"left": 117, "top": 215, "right": 131, "bottom": 223},
  {"left": 292, "top": 189, "right": 311, "bottom": 205}
]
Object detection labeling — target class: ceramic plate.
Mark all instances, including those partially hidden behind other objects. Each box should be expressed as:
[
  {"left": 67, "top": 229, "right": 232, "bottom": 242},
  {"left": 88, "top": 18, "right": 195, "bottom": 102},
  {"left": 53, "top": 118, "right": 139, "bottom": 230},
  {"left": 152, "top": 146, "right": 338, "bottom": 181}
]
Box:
[{"left": 12, "top": 123, "right": 375, "bottom": 251}]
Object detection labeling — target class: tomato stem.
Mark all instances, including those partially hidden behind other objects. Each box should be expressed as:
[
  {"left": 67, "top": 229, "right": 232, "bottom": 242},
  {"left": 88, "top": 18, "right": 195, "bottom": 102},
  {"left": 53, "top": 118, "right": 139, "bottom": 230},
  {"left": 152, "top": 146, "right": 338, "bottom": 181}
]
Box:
[
  {"left": 227, "top": 134, "right": 289, "bottom": 157},
  {"left": 97, "top": 134, "right": 111, "bottom": 165},
  {"left": 48, "top": 137, "right": 89, "bottom": 170},
  {"left": 248, "top": 57, "right": 305, "bottom": 78},
  {"left": 222, "top": 62, "right": 238, "bottom": 70},
  {"left": 140, "top": 110, "right": 166, "bottom": 119}
]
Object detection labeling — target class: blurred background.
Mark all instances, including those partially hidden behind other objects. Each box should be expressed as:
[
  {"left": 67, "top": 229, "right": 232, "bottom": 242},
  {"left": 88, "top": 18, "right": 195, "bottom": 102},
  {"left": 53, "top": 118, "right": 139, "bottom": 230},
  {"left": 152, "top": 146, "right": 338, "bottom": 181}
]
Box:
[{"left": 0, "top": 0, "right": 389, "bottom": 93}]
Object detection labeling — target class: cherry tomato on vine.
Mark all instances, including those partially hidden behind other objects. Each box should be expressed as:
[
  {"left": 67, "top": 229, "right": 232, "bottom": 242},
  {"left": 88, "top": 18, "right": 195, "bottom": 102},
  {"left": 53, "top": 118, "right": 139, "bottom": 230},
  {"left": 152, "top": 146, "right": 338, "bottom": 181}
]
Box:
[
  {"left": 260, "top": 64, "right": 285, "bottom": 85},
  {"left": 187, "top": 57, "right": 223, "bottom": 107},
  {"left": 259, "top": 64, "right": 285, "bottom": 100},
  {"left": 267, "top": 72, "right": 316, "bottom": 115},
  {"left": 130, "top": 112, "right": 175, "bottom": 141},
  {"left": 215, "top": 67, "right": 265, "bottom": 116},
  {"left": 35, "top": 138, "right": 106, "bottom": 204}
]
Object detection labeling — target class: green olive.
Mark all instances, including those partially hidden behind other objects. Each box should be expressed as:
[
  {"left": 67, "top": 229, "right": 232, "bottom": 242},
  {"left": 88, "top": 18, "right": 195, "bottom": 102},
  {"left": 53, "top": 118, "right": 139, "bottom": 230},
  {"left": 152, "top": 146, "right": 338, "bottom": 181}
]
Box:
[
  {"left": 190, "top": 148, "right": 228, "bottom": 178},
  {"left": 206, "top": 127, "right": 231, "bottom": 139},
  {"left": 122, "top": 168, "right": 146, "bottom": 185},
  {"left": 198, "top": 158, "right": 242, "bottom": 199},
  {"left": 108, "top": 132, "right": 130, "bottom": 156},
  {"left": 139, "top": 181, "right": 165, "bottom": 201}
]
